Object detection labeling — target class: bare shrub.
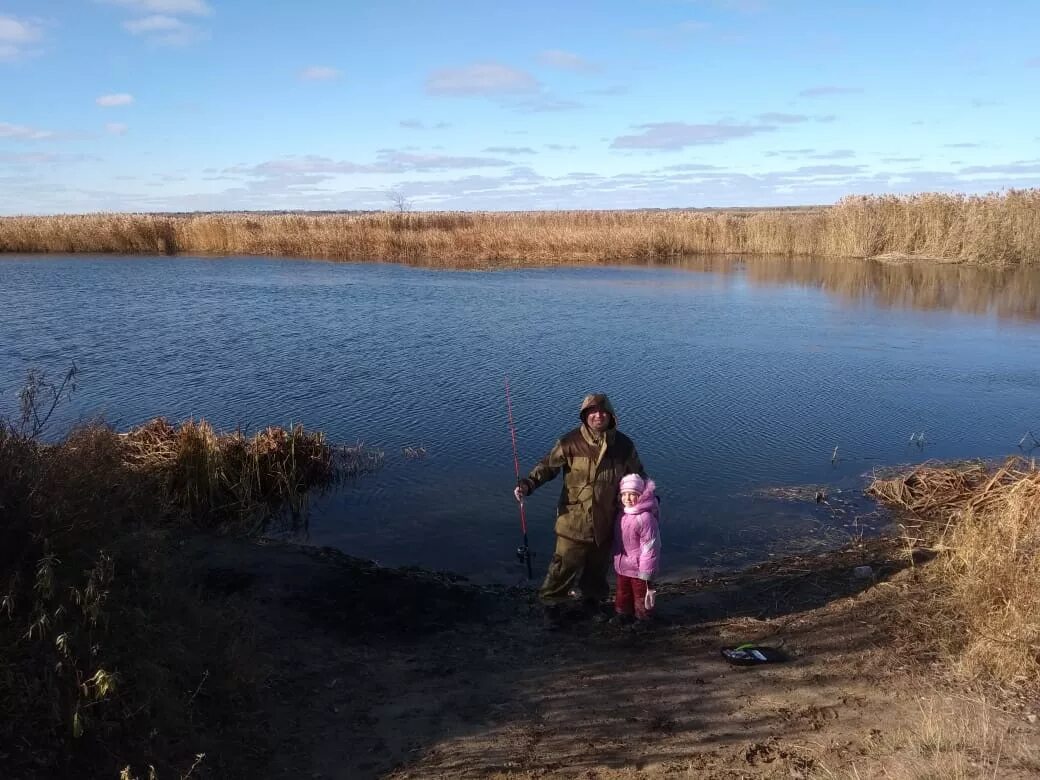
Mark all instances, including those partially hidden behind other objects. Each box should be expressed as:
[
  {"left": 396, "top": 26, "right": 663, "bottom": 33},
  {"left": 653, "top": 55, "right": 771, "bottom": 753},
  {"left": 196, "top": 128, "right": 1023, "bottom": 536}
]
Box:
[{"left": 0, "top": 373, "right": 382, "bottom": 776}]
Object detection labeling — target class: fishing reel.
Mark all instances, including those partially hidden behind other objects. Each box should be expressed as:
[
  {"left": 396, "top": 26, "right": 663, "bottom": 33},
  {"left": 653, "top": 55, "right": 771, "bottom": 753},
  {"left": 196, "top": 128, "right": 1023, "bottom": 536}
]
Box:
[{"left": 516, "top": 545, "right": 532, "bottom": 564}]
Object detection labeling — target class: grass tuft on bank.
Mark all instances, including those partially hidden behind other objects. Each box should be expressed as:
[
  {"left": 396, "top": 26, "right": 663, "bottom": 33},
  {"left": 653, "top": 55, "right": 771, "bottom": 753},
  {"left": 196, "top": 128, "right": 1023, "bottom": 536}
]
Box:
[
  {"left": 868, "top": 457, "right": 1040, "bottom": 693},
  {"left": 120, "top": 417, "right": 383, "bottom": 532},
  {"left": 2, "top": 189, "right": 1040, "bottom": 266}
]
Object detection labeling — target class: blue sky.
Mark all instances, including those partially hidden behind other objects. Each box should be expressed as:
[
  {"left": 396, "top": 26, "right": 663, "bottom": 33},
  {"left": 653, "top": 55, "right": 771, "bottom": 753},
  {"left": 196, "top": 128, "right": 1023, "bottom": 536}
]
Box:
[{"left": 2, "top": 0, "right": 1039, "bottom": 214}]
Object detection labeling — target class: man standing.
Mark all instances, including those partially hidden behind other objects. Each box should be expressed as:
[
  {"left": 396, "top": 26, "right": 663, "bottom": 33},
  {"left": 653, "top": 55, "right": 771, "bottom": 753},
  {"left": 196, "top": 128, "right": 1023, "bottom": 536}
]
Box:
[{"left": 514, "top": 393, "right": 646, "bottom": 628}]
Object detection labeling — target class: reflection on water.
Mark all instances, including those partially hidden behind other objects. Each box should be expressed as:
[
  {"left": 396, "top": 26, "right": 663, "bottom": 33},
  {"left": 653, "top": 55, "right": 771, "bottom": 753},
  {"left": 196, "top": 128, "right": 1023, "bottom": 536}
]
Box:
[
  {"left": 656, "top": 255, "right": 1040, "bottom": 322},
  {"left": 1, "top": 253, "right": 1039, "bottom": 583}
]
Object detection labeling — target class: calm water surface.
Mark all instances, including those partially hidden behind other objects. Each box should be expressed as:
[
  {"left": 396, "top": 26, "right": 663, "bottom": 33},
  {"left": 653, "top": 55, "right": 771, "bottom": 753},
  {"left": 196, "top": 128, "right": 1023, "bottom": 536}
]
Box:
[{"left": 2, "top": 254, "right": 1039, "bottom": 583}]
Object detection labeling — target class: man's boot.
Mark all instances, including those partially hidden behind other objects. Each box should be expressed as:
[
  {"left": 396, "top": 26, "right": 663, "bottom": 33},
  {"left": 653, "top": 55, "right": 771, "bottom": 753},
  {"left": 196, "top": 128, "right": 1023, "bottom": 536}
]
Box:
[
  {"left": 582, "top": 598, "right": 613, "bottom": 623},
  {"left": 542, "top": 603, "right": 565, "bottom": 631}
]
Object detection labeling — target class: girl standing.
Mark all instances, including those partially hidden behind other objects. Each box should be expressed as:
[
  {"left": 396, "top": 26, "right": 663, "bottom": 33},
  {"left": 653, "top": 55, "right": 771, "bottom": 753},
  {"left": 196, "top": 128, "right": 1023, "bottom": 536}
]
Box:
[{"left": 612, "top": 473, "right": 660, "bottom": 626}]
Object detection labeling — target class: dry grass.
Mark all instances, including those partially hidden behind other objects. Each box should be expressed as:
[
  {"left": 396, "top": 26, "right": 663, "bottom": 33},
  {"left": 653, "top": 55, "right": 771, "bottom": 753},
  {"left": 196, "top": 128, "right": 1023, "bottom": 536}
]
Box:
[
  {"left": 868, "top": 458, "right": 1040, "bottom": 693},
  {"left": 0, "top": 412, "right": 382, "bottom": 777},
  {"left": 120, "top": 417, "right": 382, "bottom": 531},
  {"left": 2, "top": 190, "right": 1040, "bottom": 266},
  {"left": 827, "top": 691, "right": 1040, "bottom": 779},
  {"left": 895, "top": 694, "right": 1039, "bottom": 779}
]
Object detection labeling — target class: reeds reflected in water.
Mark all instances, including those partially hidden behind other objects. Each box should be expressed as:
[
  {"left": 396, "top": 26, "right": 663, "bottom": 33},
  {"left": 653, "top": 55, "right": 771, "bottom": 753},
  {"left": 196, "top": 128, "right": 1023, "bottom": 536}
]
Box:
[{"left": 657, "top": 254, "right": 1040, "bottom": 322}]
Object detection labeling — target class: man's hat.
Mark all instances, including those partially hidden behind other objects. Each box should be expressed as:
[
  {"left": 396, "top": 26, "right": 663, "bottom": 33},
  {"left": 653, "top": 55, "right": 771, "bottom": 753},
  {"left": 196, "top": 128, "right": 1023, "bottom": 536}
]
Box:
[{"left": 579, "top": 393, "right": 616, "bottom": 424}]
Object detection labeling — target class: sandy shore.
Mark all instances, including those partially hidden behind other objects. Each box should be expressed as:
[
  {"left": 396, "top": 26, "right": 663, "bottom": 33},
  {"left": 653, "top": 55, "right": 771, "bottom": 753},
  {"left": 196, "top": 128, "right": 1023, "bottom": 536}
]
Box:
[{"left": 176, "top": 535, "right": 1038, "bottom": 778}]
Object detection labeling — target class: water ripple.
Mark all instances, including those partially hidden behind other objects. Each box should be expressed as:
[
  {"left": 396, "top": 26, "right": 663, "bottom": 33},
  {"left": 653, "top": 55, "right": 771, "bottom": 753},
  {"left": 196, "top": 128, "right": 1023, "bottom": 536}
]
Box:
[{"left": 2, "top": 255, "right": 1039, "bottom": 581}]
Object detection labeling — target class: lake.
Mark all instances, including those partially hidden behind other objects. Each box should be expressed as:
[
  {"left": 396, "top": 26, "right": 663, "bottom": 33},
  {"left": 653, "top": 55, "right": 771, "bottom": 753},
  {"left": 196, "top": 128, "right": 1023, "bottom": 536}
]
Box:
[{"left": 2, "top": 254, "right": 1039, "bottom": 583}]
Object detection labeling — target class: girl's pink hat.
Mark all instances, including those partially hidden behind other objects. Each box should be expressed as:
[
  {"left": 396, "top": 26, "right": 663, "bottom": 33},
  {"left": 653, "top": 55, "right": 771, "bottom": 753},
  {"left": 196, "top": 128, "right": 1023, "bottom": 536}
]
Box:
[{"left": 619, "top": 473, "right": 645, "bottom": 495}]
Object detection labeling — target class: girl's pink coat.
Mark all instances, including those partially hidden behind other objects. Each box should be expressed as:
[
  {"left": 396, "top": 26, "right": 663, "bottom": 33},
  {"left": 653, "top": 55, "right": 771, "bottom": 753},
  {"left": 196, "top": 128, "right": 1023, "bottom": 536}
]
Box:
[{"left": 613, "top": 480, "right": 661, "bottom": 581}]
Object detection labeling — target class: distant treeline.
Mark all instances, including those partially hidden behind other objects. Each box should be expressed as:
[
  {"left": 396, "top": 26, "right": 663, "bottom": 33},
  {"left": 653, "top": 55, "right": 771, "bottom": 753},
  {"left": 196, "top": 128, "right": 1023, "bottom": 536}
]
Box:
[{"left": 2, "top": 190, "right": 1038, "bottom": 266}]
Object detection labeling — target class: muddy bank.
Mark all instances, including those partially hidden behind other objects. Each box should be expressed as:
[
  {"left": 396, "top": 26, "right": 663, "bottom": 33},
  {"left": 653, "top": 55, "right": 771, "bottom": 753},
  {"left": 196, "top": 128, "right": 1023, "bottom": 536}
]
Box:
[{"left": 178, "top": 533, "right": 1039, "bottom": 778}]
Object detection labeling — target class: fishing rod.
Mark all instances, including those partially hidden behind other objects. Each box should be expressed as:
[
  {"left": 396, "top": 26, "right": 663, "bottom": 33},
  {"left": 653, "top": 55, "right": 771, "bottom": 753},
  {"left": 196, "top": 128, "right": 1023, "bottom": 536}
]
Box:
[{"left": 505, "top": 377, "right": 533, "bottom": 580}]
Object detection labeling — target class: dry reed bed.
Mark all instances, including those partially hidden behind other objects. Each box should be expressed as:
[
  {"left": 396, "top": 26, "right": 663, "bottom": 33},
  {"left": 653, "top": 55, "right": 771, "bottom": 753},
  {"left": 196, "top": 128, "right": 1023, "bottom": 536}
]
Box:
[
  {"left": 119, "top": 417, "right": 382, "bottom": 529},
  {"left": 868, "top": 458, "right": 1040, "bottom": 692},
  {"left": 2, "top": 190, "right": 1040, "bottom": 266}
]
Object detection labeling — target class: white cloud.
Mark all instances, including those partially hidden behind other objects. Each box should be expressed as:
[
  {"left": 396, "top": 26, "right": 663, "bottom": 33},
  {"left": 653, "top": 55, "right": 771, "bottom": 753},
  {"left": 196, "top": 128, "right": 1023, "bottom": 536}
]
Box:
[
  {"left": 426, "top": 62, "right": 540, "bottom": 96},
  {"left": 483, "top": 146, "right": 537, "bottom": 154},
  {"left": 399, "top": 119, "right": 450, "bottom": 130},
  {"left": 798, "top": 86, "right": 864, "bottom": 98},
  {"left": 105, "top": 0, "right": 212, "bottom": 46},
  {"left": 537, "top": 50, "right": 601, "bottom": 73},
  {"left": 0, "top": 121, "right": 56, "bottom": 141},
  {"left": 121, "top": 14, "right": 204, "bottom": 44},
  {"left": 0, "top": 15, "right": 40, "bottom": 42},
  {"left": 227, "top": 150, "right": 515, "bottom": 181},
  {"left": 0, "top": 14, "right": 42, "bottom": 60},
  {"left": 688, "top": 0, "right": 765, "bottom": 12},
  {"left": 808, "top": 149, "right": 856, "bottom": 160},
  {"left": 123, "top": 14, "right": 184, "bottom": 33},
  {"left": 611, "top": 121, "right": 776, "bottom": 150},
  {"left": 634, "top": 20, "right": 711, "bottom": 43},
  {"left": 675, "top": 20, "right": 712, "bottom": 32},
  {"left": 791, "top": 164, "right": 864, "bottom": 176},
  {"left": 425, "top": 62, "right": 583, "bottom": 114},
  {"left": 659, "top": 163, "right": 724, "bottom": 172},
  {"left": 299, "top": 65, "right": 342, "bottom": 81},
  {"left": 379, "top": 151, "right": 513, "bottom": 171},
  {"left": 0, "top": 152, "right": 97, "bottom": 165},
  {"left": 96, "top": 93, "right": 134, "bottom": 107},
  {"left": 106, "top": 122, "right": 129, "bottom": 135},
  {"left": 757, "top": 112, "right": 809, "bottom": 124},
  {"left": 101, "top": 0, "right": 212, "bottom": 15},
  {"left": 587, "top": 84, "right": 629, "bottom": 96},
  {"left": 12, "top": 155, "right": 1040, "bottom": 214},
  {"left": 515, "top": 95, "right": 583, "bottom": 112},
  {"left": 960, "top": 161, "right": 1040, "bottom": 175}
]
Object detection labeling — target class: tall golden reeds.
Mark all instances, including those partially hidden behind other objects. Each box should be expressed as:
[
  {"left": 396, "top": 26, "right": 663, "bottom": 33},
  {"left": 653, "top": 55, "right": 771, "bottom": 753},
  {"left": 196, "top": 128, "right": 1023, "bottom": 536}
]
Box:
[
  {"left": 2, "top": 190, "right": 1039, "bottom": 266},
  {"left": 868, "top": 458, "right": 1040, "bottom": 692},
  {"left": 118, "top": 417, "right": 381, "bottom": 530}
]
